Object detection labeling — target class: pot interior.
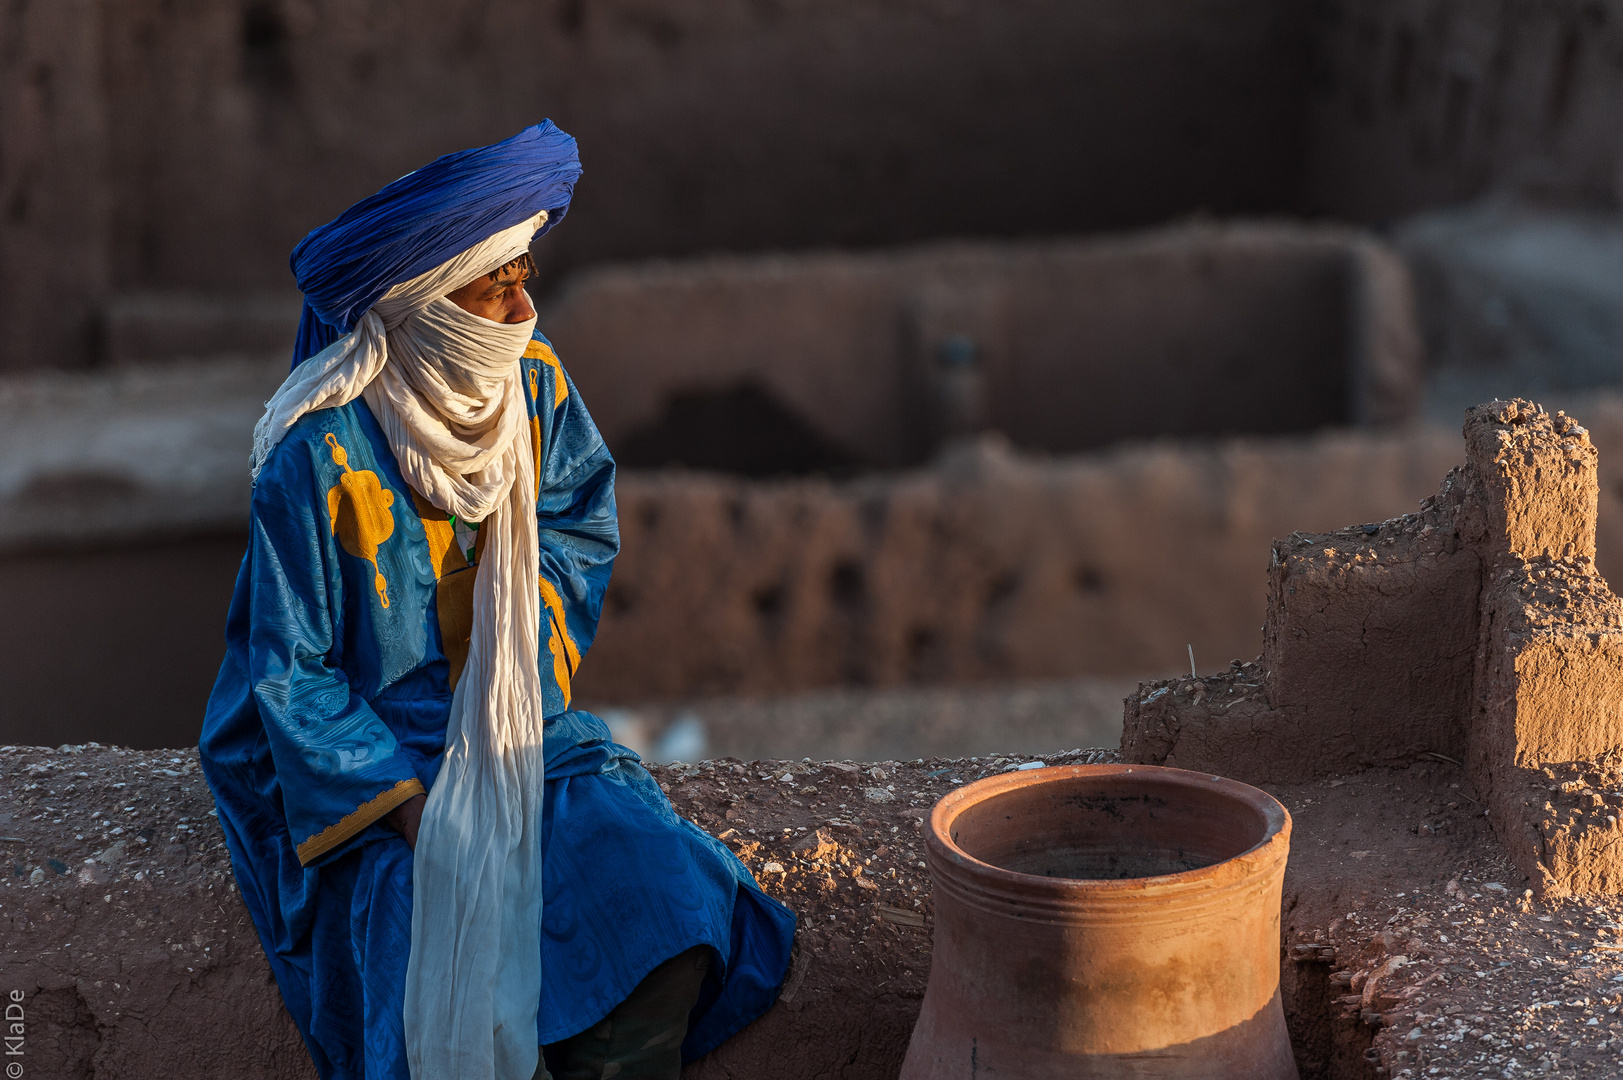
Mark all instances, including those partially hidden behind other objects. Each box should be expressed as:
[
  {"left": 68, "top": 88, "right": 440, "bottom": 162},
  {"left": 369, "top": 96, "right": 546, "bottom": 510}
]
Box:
[{"left": 946, "top": 771, "right": 1274, "bottom": 880}]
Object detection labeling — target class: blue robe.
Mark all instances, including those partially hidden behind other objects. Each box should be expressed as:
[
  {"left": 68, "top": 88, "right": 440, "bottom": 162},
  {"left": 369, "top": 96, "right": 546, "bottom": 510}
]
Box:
[{"left": 200, "top": 331, "right": 794, "bottom": 1079}]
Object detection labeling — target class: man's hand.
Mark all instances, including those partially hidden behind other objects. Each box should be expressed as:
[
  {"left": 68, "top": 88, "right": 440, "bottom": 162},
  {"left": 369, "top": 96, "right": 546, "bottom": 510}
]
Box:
[{"left": 385, "top": 793, "right": 427, "bottom": 850}]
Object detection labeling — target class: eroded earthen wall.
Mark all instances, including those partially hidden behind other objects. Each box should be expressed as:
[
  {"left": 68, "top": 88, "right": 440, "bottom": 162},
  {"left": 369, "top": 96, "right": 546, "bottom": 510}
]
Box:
[
  {"left": 1308, "top": 0, "right": 1623, "bottom": 220},
  {"left": 0, "top": 0, "right": 109, "bottom": 374},
  {"left": 1261, "top": 498, "right": 1481, "bottom": 771},
  {"left": 544, "top": 226, "right": 1422, "bottom": 470},
  {"left": 579, "top": 427, "right": 1465, "bottom": 704},
  {"left": 7, "top": 0, "right": 1620, "bottom": 371},
  {"left": 2, "top": 0, "right": 1317, "bottom": 370},
  {"left": 1124, "top": 398, "right": 1623, "bottom": 897}
]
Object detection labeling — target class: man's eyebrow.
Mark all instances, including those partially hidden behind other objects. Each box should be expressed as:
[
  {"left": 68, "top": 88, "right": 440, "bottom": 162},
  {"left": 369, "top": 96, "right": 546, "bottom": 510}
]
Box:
[
  {"left": 485, "top": 253, "right": 535, "bottom": 285},
  {"left": 476, "top": 266, "right": 531, "bottom": 298}
]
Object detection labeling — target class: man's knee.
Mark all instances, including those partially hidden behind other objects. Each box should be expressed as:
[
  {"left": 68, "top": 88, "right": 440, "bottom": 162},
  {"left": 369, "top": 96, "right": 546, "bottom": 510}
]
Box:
[{"left": 541, "top": 946, "right": 712, "bottom": 1080}]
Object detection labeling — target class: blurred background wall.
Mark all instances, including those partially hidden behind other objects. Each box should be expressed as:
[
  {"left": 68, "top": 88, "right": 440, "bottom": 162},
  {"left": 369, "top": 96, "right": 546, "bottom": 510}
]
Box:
[
  {"left": 0, "top": 0, "right": 1619, "bottom": 757},
  {"left": 4, "top": 0, "right": 1618, "bottom": 373}
]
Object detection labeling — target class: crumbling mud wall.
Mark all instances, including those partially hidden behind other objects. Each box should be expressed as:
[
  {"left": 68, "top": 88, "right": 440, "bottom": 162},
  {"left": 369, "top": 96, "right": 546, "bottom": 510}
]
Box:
[
  {"left": 581, "top": 427, "right": 1465, "bottom": 705},
  {"left": 1124, "top": 398, "right": 1623, "bottom": 897},
  {"left": 0, "top": 0, "right": 109, "bottom": 378},
  {"left": 7, "top": 0, "right": 1620, "bottom": 373},
  {"left": 22, "top": 361, "right": 1623, "bottom": 749},
  {"left": 544, "top": 224, "right": 1422, "bottom": 469},
  {"left": 1308, "top": 0, "right": 1623, "bottom": 222},
  {"left": 0, "top": 329, "right": 1458, "bottom": 749},
  {"left": 1, "top": 0, "right": 1316, "bottom": 371},
  {"left": 21, "top": 375, "right": 1623, "bottom": 750}
]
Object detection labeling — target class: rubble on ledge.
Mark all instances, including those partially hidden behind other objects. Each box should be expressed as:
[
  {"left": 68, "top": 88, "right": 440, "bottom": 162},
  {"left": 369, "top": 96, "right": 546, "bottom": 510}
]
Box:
[
  {"left": 9, "top": 741, "right": 1623, "bottom": 1077},
  {"left": 0, "top": 742, "right": 1105, "bottom": 1079}
]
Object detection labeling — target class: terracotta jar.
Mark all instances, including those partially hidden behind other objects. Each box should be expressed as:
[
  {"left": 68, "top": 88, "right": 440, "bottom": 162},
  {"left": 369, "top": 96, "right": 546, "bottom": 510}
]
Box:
[{"left": 900, "top": 763, "right": 1297, "bottom": 1079}]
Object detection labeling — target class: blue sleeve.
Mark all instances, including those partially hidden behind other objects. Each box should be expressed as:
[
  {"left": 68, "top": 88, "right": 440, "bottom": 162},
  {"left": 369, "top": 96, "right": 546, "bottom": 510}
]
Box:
[
  {"left": 245, "top": 431, "right": 426, "bottom": 865},
  {"left": 525, "top": 334, "right": 620, "bottom": 711}
]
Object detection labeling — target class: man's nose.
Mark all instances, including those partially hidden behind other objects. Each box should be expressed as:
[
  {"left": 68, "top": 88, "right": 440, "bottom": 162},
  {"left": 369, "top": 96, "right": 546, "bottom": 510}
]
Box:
[{"left": 508, "top": 288, "right": 536, "bottom": 324}]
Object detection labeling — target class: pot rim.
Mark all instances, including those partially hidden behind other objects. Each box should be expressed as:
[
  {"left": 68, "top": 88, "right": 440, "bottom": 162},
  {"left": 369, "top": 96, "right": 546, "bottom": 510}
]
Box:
[{"left": 927, "top": 763, "right": 1291, "bottom": 899}]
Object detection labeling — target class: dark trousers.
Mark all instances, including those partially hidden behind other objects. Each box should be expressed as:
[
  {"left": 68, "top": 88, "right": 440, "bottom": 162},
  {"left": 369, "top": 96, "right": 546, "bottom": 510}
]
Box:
[{"left": 535, "top": 946, "right": 712, "bottom": 1080}]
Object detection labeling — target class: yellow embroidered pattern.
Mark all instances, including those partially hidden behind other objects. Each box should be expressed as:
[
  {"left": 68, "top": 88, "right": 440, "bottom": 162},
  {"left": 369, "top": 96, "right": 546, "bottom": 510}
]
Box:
[
  {"left": 325, "top": 432, "right": 396, "bottom": 609},
  {"left": 532, "top": 415, "right": 543, "bottom": 501},
  {"left": 418, "top": 512, "right": 456, "bottom": 579},
  {"left": 539, "top": 575, "right": 581, "bottom": 707},
  {"left": 524, "top": 339, "right": 569, "bottom": 409},
  {"left": 526, "top": 362, "right": 544, "bottom": 499},
  {"left": 295, "top": 777, "right": 425, "bottom": 865},
  {"left": 408, "top": 490, "right": 477, "bottom": 690}
]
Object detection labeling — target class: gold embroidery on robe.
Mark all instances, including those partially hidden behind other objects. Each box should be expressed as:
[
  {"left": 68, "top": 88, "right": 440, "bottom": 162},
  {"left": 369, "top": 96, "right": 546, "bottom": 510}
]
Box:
[
  {"left": 410, "top": 490, "right": 481, "bottom": 690},
  {"left": 524, "top": 339, "right": 569, "bottom": 409},
  {"left": 295, "top": 777, "right": 425, "bottom": 866},
  {"left": 325, "top": 433, "right": 396, "bottom": 609},
  {"left": 526, "top": 363, "right": 544, "bottom": 499},
  {"left": 539, "top": 575, "right": 581, "bottom": 707}
]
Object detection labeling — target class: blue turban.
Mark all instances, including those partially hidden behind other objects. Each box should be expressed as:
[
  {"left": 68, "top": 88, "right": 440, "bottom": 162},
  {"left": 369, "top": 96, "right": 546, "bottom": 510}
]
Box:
[{"left": 288, "top": 121, "right": 581, "bottom": 368}]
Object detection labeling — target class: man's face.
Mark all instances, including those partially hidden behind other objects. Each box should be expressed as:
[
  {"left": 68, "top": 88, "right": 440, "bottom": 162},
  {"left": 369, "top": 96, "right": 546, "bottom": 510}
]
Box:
[{"left": 445, "top": 252, "right": 537, "bottom": 324}]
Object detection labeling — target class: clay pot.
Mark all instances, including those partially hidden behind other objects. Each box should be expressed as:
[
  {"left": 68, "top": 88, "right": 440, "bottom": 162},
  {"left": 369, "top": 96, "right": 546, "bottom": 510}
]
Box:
[{"left": 900, "top": 764, "right": 1297, "bottom": 1079}]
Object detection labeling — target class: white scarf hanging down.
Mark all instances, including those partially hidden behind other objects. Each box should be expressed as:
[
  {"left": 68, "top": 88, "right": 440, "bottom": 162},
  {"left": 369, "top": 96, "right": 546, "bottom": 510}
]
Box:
[{"left": 251, "top": 212, "right": 553, "bottom": 1080}]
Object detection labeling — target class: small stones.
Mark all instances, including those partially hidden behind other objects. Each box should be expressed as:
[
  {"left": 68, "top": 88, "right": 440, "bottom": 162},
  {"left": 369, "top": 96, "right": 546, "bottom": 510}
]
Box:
[
  {"left": 77, "top": 861, "right": 111, "bottom": 885},
  {"left": 27, "top": 867, "right": 44, "bottom": 886},
  {"left": 792, "top": 829, "right": 838, "bottom": 860},
  {"left": 863, "top": 787, "right": 894, "bottom": 804}
]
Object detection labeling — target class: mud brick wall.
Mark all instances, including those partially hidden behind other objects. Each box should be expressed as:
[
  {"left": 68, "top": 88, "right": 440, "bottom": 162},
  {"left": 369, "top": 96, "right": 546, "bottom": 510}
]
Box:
[
  {"left": 1307, "top": 0, "right": 1623, "bottom": 221},
  {"left": 1260, "top": 494, "right": 1481, "bottom": 774},
  {"left": 10, "top": 0, "right": 1622, "bottom": 372},
  {"left": 581, "top": 427, "right": 1463, "bottom": 703},
  {"left": 1456, "top": 401, "right": 1600, "bottom": 567},
  {"left": 1470, "top": 557, "right": 1623, "bottom": 896},
  {"left": 0, "top": 0, "right": 109, "bottom": 377},
  {"left": 1461, "top": 404, "right": 1623, "bottom": 895},
  {"left": 1, "top": 0, "right": 1315, "bottom": 372},
  {"left": 544, "top": 225, "right": 1422, "bottom": 470},
  {"left": 1123, "top": 482, "right": 1486, "bottom": 783},
  {"left": 1125, "top": 398, "right": 1623, "bottom": 897}
]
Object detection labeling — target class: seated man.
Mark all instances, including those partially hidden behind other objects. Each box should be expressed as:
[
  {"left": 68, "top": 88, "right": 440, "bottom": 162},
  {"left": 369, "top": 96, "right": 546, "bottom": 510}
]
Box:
[{"left": 199, "top": 122, "right": 794, "bottom": 1080}]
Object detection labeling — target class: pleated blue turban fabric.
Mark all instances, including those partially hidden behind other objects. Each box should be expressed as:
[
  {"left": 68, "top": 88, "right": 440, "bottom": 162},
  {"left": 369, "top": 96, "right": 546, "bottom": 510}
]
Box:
[{"left": 289, "top": 121, "right": 581, "bottom": 368}]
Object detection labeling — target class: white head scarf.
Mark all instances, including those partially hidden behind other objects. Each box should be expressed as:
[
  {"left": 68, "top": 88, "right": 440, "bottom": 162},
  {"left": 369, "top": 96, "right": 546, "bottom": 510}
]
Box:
[{"left": 252, "top": 212, "right": 552, "bottom": 1080}]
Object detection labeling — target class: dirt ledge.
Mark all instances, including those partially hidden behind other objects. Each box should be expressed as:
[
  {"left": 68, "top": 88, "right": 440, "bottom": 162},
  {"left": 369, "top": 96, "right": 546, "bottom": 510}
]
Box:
[{"left": 3, "top": 742, "right": 1617, "bottom": 1079}]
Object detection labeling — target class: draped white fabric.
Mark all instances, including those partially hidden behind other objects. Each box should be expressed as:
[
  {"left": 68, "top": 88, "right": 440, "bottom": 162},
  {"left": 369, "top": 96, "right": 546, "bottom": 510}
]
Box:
[{"left": 250, "top": 212, "right": 552, "bottom": 1080}]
